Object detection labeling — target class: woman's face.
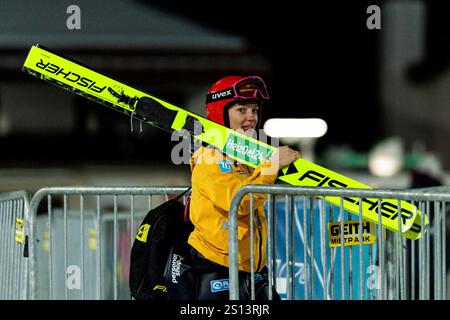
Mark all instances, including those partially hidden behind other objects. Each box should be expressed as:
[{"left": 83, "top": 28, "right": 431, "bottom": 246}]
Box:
[{"left": 227, "top": 102, "right": 259, "bottom": 133}]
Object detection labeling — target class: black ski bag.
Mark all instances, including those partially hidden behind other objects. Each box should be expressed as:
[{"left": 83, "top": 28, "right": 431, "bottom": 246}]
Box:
[{"left": 129, "top": 187, "right": 193, "bottom": 300}]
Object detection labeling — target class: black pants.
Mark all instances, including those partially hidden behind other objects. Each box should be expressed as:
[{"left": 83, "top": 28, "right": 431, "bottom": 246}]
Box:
[{"left": 164, "top": 242, "right": 280, "bottom": 300}]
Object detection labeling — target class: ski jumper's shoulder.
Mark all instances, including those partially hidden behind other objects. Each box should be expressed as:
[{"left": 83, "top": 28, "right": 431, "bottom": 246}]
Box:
[{"left": 190, "top": 145, "right": 226, "bottom": 171}]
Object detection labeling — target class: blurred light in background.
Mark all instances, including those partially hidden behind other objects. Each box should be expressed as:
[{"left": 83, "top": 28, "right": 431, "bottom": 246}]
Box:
[
  {"left": 263, "top": 118, "right": 328, "bottom": 138},
  {"left": 263, "top": 118, "right": 328, "bottom": 163},
  {"left": 368, "top": 137, "right": 404, "bottom": 177}
]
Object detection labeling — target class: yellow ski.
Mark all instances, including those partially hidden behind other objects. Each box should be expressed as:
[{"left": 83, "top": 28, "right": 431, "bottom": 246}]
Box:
[{"left": 22, "top": 44, "right": 428, "bottom": 239}]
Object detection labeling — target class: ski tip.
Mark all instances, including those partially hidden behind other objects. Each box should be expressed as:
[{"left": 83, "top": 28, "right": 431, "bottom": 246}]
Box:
[
  {"left": 32, "top": 43, "right": 52, "bottom": 52},
  {"left": 402, "top": 210, "right": 430, "bottom": 240}
]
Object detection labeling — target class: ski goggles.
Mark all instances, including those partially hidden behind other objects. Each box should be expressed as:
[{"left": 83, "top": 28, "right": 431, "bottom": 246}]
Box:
[{"left": 206, "top": 76, "right": 270, "bottom": 103}]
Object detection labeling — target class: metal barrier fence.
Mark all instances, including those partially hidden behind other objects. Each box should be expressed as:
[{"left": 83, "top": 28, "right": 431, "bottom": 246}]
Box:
[
  {"left": 2, "top": 185, "right": 448, "bottom": 300},
  {"left": 0, "top": 191, "right": 31, "bottom": 300},
  {"left": 27, "top": 186, "right": 190, "bottom": 300},
  {"left": 228, "top": 185, "right": 450, "bottom": 300}
]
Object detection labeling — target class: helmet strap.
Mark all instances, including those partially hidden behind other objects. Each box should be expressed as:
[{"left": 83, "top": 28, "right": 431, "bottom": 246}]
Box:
[{"left": 223, "top": 102, "right": 235, "bottom": 128}]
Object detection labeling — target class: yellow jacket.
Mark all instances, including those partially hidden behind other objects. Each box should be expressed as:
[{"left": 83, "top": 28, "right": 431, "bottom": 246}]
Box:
[{"left": 187, "top": 145, "right": 279, "bottom": 272}]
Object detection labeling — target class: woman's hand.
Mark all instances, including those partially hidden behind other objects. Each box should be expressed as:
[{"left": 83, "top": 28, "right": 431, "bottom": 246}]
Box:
[{"left": 269, "top": 146, "right": 301, "bottom": 168}]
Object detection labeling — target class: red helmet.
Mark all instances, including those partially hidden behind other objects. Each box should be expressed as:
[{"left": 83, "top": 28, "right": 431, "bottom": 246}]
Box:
[{"left": 205, "top": 75, "right": 270, "bottom": 126}]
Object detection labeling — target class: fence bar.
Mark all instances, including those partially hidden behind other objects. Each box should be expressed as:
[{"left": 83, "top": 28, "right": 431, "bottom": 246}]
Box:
[
  {"left": 329, "top": 204, "right": 335, "bottom": 300},
  {"left": 411, "top": 229, "right": 415, "bottom": 300},
  {"left": 339, "top": 197, "right": 345, "bottom": 300},
  {"left": 80, "top": 195, "right": 85, "bottom": 300},
  {"left": 441, "top": 201, "right": 446, "bottom": 299},
  {"left": 358, "top": 199, "right": 363, "bottom": 300},
  {"left": 310, "top": 197, "right": 315, "bottom": 299},
  {"left": 284, "top": 195, "right": 290, "bottom": 300},
  {"left": 419, "top": 201, "right": 425, "bottom": 300},
  {"left": 303, "top": 196, "right": 308, "bottom": 300},
  {"left": 433, "top": 201, "right": 440, "bottom": 300},
  {"left": 320, "top": 198, "right": 327, "bottom": 300},
  {"left": 5, "top": 200, "right": 11, "bottom": 299},
  {"left": 96, "top": 195, "right": 102, "bottom": 300},
  {"left": 48, "top": 195, "right": 53, "bottom": 300},
  {"left": 347, "top": 210, "right": 353, "bottom": 300},
  {"left": 267, "top": 194, "right": 273, "bottom": 300},
  {"left": 272, "top": 196, "right": 277, "bottom": 294},
  {"left": 250, "top": 193, "right": 255, "bottom": 300},
  {"left": 426, "top": 201, "right": 431, "bottom": 300},
  {"left": 130, "top": 195, "right": 135, "bottom": 249},
  {"left": 113, "top": 195, "right": 118, "bottom": 300},
  {"left": 291, "top": 196, "right": 296, "bottom": 299},
  {"left": 63, "top": 194, "right": 68, "bottom": 300}
]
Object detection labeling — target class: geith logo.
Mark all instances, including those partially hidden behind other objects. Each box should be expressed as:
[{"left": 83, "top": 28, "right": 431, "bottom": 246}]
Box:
[
  {"left": 328, "top": 220, "right": 376, "bottom": 247},
  {"left": 36, "top": 59, "right": 106, "bottom": 93},
  {"left": 298, "top": 170, "right": 416, "bottom": 229}
]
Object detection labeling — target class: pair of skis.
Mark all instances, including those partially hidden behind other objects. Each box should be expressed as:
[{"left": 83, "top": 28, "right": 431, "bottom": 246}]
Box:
[{"left": 22, "top": 44, "right": 428, "bottom": 240}]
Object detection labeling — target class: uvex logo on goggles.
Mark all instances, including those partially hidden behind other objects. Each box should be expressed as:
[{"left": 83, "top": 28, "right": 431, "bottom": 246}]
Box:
[
  {"left": 35, "top": 59, "right": 107, "bottom": 93},
  {"left": 206, "top": 89, "right": 233, "bottom": 102}
]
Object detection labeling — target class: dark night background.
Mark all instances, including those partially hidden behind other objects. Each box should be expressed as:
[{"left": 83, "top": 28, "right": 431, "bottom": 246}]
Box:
[{"left": 0, "top": 0, "right": 448, "bottom": 180}]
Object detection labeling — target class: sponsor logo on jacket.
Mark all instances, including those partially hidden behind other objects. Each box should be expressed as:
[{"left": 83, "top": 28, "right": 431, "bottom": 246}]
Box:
[
  {"left": 210, "top": 279, "right": 229, "bottom": 293},
  {"left": 171, "top": 254, "right": 183, "bottom": 283},
  {"left": 217, "top": 160, "right": 234, "bottom": 173}
]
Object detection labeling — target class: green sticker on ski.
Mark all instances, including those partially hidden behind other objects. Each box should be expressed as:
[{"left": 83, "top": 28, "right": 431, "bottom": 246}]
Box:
[
  {"left": 224, "top": 133, "right": 273, "bottom": 166},
  {"left": 21, "top": 44, "right": 428, "bottom": 240}
]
